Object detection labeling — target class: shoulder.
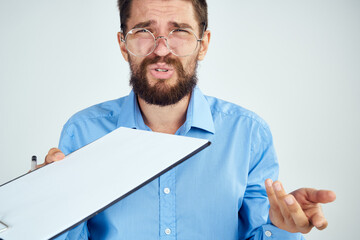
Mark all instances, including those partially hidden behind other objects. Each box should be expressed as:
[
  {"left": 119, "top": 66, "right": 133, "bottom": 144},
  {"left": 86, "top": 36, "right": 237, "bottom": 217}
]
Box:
[
  {"left": 62, "top": 97, "right": 127, "bottom": 136},
  {"left": 58, "top": 96, "right": 129, "bottom": 154},
  {"left": 204, "top": 95, "right": 270, "bottom": 131},
  {"left": 67, "top": 98, "right": 123, "bottom": 123}
]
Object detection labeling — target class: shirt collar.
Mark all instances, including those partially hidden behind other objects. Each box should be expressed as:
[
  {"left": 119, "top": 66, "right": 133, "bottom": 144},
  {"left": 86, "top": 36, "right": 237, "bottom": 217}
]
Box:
[
  {"left": 185, "top": 86, "right": 215, "bottom": 134},
  {"left": 116, "top": 87, "right": 215, "bottom": 134},
  {"left": 116, "top": 91, "right": 148, "bottom": 130}
]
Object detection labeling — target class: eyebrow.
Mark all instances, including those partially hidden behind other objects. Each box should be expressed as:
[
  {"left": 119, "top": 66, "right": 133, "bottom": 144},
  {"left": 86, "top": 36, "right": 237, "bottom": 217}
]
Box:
[
  {"left": 169, "top": 21, "right": 194, "bottom": 29},
  {"left": 132, "top": 20, "right": 155, "bottom": 29},
  {"left": 131, "top": 20, "right": 194, "bottom": 30}
]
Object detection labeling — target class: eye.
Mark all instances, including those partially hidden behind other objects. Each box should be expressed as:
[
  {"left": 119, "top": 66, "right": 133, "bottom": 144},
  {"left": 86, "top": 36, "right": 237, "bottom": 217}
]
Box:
[
  {"left": 135, "top": 29, "right": 148, "bottom": 34},
  {"left": 173, "top": 28, "right": 191, "bottom": 33}
]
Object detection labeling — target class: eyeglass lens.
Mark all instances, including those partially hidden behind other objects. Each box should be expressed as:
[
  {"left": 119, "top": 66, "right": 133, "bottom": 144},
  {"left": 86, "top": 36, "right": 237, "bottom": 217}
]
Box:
[{"left": 125, "top": 28, "right": 199, "bottom": 57}]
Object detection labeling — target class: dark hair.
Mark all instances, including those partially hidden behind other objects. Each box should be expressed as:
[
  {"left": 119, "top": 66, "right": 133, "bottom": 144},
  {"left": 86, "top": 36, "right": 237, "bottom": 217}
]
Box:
[{"left": 117, "top": 0, "right": 208, "bottom": 35}]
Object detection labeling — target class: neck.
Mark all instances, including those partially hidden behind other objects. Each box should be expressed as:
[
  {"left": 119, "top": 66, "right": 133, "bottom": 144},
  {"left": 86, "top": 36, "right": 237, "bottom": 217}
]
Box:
[{"left": 137, "top": 93, "right": 191, "bottom": 134}]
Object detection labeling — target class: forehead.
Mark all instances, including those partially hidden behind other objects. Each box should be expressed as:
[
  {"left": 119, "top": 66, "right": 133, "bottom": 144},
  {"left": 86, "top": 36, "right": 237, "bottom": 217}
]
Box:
[{"left": 128, "top": 0, "right": 197, "bottom": 29}]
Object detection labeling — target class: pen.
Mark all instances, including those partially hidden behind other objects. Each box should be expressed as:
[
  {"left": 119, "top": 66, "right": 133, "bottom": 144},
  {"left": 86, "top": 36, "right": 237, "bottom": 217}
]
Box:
[{"left": 31, "top": 155, "right": 37, "bottom": 171}]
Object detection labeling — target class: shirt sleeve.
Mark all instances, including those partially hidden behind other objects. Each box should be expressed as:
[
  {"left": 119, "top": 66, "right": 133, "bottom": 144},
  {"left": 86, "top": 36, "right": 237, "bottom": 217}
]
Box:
[
  {"left": 53, "top": 222, "right": 89, "bottom": 240},
  {"left": 238, "top": 121, "right": 304, "bottom": 240},
  {"left": 252, "top": 224, "right": 305, "bottom": 240},
  {"left": 52, "top": 123, "right": 90, "bottom": 240},
  {"left": 58, "top": 121, "right": 81, "bottom": 156}
]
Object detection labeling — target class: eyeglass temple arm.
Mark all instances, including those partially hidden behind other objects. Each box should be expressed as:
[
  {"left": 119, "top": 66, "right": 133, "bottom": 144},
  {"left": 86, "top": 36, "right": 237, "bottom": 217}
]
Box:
[
  {"left": 199, "top": 22, "right": 207, "bottom": 41},
  {"left": 119, "top": 21, "right": 127, "bottom": 42},
  {"left": 119, "top": 31, "right": 125, "bottom": 42}
]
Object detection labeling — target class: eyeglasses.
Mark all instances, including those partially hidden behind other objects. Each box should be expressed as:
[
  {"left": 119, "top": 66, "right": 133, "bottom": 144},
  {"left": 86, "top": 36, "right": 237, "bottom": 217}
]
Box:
[{"left": 121, "top": 27, "right": 204, "bottom": 57}]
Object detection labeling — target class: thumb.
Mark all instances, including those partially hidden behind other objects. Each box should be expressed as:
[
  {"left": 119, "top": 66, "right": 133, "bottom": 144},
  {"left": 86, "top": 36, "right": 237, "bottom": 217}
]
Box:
[{"left": 307, "top": 189, "right": 336, "bottom": 204}]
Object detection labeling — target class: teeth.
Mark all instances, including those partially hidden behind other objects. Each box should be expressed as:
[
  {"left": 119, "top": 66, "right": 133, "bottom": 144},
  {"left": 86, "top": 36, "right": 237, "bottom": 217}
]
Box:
[{"left": 155, "top": 69, "right": 168, "bottom": 72}]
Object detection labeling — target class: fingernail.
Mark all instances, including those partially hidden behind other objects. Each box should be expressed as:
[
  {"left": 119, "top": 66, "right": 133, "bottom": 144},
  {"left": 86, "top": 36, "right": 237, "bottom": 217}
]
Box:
[
  {"left": 266, "top": 179, "right": 273, "bottom": 187},
  {"left": 315, "top": 221, "right": 324, "bottom": 228},
  {"left": 55, "top": 152, "right": 63, "bottom": 158},
  {"left": 284, "top": 196, "right": 294, "bottom": 205},
  {"left": 274, "top": 182, "right": 281, "bottom": 191}
]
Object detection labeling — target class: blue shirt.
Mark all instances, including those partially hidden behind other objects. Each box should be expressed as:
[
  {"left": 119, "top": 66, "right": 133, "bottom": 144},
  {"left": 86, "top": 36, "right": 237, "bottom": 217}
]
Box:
[{"left": 55, "top": 87, "right": 304, "bottom": 240}]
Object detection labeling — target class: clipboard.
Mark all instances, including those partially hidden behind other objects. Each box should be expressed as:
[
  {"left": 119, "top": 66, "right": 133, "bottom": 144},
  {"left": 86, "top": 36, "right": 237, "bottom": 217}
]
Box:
[{"left": 0, "top": 127, "right": 210, "bottom": 240}]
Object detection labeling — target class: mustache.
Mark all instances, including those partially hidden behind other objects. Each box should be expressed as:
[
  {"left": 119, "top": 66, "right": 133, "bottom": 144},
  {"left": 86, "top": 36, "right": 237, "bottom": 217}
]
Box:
[
  {"left": 139, "top": 55, "right": 185, "bottom": 76},
  {"left": 141, "top": 55, "right": 180, "bottom": 66}
]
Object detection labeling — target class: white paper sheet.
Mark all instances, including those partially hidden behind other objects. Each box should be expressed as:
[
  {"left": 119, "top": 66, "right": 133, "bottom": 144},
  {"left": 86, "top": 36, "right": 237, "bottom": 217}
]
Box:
[{"left": 0, "top": 127, "right": 210, "bottom": 240}]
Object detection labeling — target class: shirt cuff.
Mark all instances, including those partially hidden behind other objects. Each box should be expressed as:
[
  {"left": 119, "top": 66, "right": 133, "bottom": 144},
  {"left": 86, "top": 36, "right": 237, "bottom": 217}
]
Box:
[{"left": 255, "top": 224, "right": 305, "bottom": 240}]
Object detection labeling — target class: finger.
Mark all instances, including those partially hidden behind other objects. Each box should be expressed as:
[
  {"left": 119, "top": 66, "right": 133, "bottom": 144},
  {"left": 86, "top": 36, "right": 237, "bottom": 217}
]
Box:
[
  {"left": 265, "top": 179, "right": 278, "bottom": 208},
  {"left": 307, "top": 189, "right": 336, "bottom": 204},
  {"left": 273, "top": 181, "right": 292, "bottom": 220},
  {"left": 284, "top": 194, "right": 312, "bottom": 233},
  {"left": 265, "top": 179, "right": 284, "bottom": 224},
  {"left": 307, "top": 205, "right": 328, "bottom": 230},
  {"left": 311, "top": 213, "right": 328, "bottom": 230},
  {"left": 35, "top": 162, "right": 46, "bottom": 169},
  {"left": 45, "top": 148, "right": 65, "bottom": 164}
]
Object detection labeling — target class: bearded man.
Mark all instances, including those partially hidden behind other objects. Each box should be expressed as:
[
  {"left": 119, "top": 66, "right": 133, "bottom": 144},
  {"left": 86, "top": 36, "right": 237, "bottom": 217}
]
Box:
[{"left": 42, "top": 0, "right": 336, "bottom": 239}]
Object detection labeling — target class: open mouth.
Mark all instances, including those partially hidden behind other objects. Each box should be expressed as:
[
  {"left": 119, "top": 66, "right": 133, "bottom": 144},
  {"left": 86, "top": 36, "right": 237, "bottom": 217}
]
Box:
[
  {"left": 148, "top": 63, "right": 174, "bottom": 79},
  {"left": 155, "top": 68, "right": 169, "bottom": 72}
]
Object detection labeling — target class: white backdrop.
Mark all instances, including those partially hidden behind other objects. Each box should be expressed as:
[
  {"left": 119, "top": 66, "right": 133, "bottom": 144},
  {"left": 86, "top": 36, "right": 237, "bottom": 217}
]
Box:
[{"left": 1, "top": 1, "right": 359, "bottom": 239}]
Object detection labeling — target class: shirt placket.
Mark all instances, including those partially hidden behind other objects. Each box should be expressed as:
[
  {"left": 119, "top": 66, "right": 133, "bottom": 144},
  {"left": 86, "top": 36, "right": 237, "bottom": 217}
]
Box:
[{"left": 159, "top": 168, "right": 176, "bottom": 240}]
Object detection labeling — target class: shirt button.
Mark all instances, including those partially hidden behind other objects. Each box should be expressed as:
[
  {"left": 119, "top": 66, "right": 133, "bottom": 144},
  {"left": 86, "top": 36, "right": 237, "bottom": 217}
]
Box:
[
  {"left": 265, "top": 230, "right": 272, "bottom": 237},
  {"left": 165, "top": 228, "right": 171, "bottom": 235},
  {"left": 164, "top": 187, "right": 171, "bottom": 194}
]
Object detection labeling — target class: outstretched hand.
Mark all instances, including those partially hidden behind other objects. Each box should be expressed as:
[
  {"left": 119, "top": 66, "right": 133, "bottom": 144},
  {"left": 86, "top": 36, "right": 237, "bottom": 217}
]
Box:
[{"left": 265, "top": 179, "right": 336, "bottom": 234}]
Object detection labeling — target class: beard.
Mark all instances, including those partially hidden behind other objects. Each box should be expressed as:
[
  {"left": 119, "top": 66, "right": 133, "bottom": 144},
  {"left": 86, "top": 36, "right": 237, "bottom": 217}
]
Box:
[{"left": 129, "top": 55, "right": 198, "bottom": 106}]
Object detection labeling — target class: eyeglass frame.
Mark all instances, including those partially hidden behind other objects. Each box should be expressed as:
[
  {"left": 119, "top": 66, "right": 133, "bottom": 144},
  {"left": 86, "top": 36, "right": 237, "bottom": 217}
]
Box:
[{"left": 120, "top": 23, "right": 207, "bottom": 57}]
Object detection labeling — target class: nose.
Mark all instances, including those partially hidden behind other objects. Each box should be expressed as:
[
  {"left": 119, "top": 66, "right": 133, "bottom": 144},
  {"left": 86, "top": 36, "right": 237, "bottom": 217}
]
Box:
[{"left": 153, "top": 36, "right": 170, "bottom": 57}]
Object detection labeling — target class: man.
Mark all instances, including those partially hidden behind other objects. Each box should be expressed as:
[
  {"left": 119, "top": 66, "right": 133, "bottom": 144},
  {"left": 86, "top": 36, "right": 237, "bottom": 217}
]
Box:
[{"left": 42, "top": 0, "right": 335, "bottom": 239}]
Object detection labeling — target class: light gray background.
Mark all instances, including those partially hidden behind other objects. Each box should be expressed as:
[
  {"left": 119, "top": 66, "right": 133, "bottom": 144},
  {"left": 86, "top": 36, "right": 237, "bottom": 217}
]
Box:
[{"left": 0, "top": 0, "right": 359, "bottom": 239}]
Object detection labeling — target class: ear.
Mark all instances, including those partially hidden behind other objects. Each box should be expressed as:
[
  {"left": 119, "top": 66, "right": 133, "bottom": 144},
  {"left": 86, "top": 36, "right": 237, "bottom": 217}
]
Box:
[
  {"left": 197, "top": 30, "right": 211, "bottom": 61},
  {"left": 117, "top": 32, "right": 129, "bottom": 62}
]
